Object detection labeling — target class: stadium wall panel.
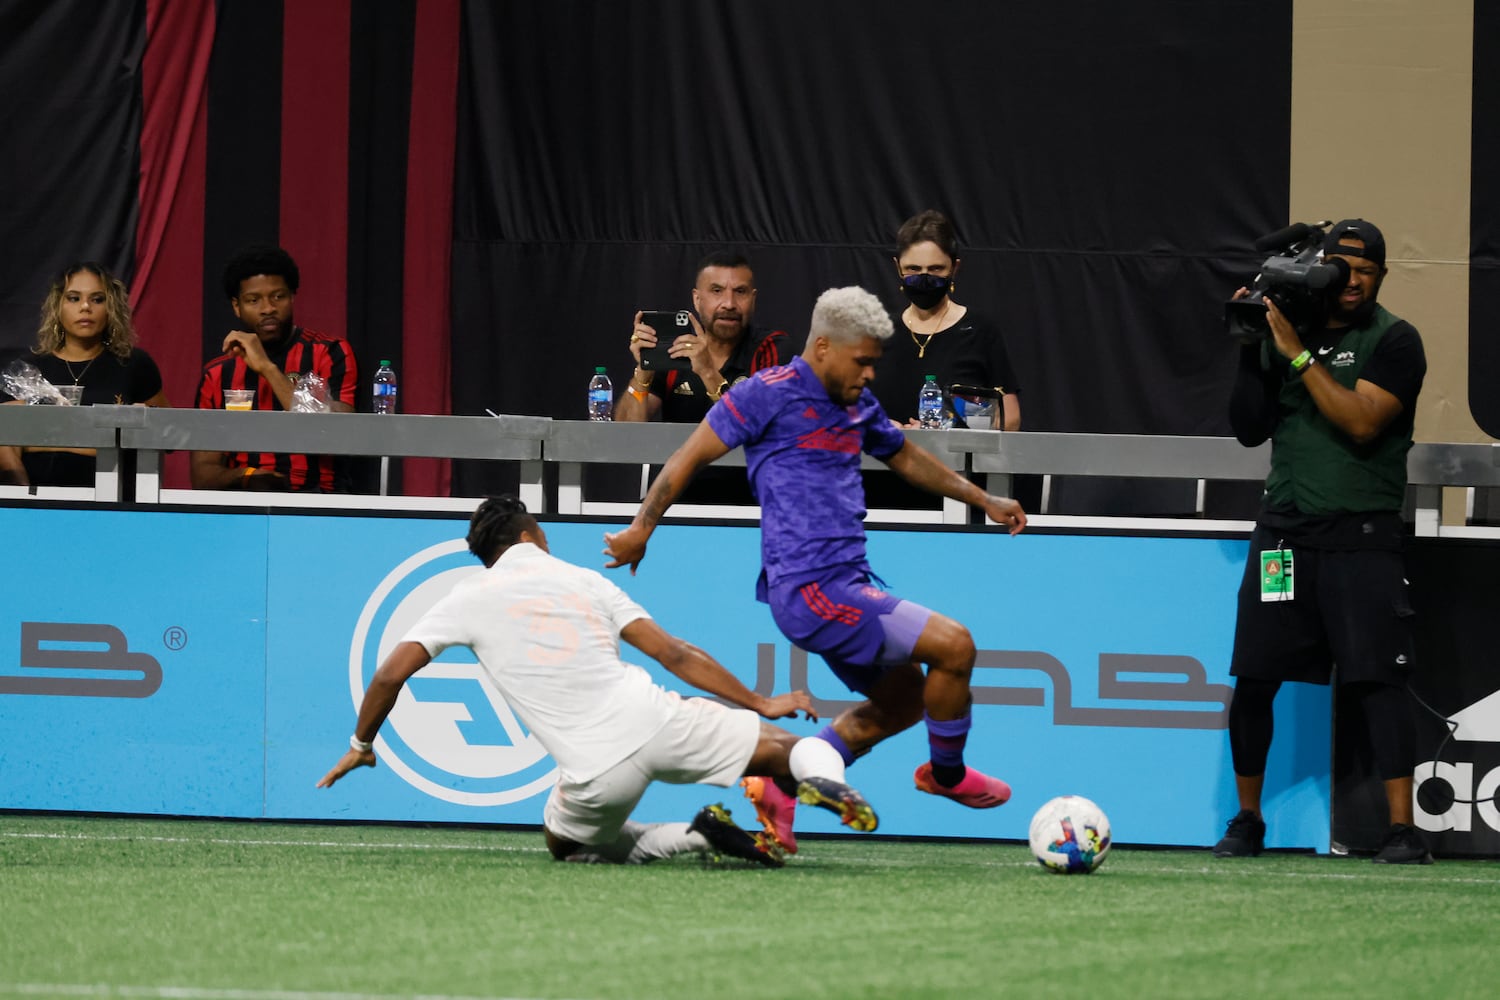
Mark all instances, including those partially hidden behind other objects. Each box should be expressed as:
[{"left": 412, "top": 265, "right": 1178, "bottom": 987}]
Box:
[{"left": 0, "top": 506, "right": 1335, "bottom": 851}]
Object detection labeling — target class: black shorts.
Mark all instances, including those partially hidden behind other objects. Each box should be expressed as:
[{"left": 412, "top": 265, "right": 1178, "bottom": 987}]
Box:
[{"left": 1229, "top": 525, "right": 1415, "bottom": 686}]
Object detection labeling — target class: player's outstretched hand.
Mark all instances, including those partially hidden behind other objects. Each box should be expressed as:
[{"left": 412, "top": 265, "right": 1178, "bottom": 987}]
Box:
[
  {"left": 758, "top": 690, "right": 818, "bottom": 722},
  {"left": 316, "top": 747, "right": 376, "bottom": 788},
  {"left": 603, "top": 525, "right": 648, "bottom": 574},
  {"left": 984, "top": 496, "right": 1027, "bottom": 535}
]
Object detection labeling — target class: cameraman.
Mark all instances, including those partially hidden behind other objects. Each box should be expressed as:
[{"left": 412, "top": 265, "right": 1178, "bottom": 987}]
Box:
[{"left": 1215, "top": 219, "right": 1431, "bottom": 864}]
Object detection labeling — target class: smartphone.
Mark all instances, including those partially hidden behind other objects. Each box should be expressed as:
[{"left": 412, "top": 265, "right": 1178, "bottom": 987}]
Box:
[{"left": 639, "top": 310, "right": 695, "bottom": 371}]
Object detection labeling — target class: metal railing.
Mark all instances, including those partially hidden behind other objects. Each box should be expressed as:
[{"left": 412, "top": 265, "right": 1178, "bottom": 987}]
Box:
[{"left": 2, "top": 406, "right": 1497, "bottom": 533}]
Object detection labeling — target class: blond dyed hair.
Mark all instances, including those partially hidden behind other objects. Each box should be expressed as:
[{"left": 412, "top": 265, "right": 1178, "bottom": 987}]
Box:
[{"left": 809, "top": 286, "right": 894, "bottom": 345}]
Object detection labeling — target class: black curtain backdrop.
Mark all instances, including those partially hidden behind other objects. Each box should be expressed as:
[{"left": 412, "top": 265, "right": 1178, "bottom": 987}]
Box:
[
  {"left": 345, "top": 0, "right": 417, "bottom": 493},
  {"left": 0, "top": 0, "right": 144, "bottom": 349},
  {"left": 201, "top": 0, "right": 282, "bottom": 361},
  {"left": 450, "top": 0, "right": 1293, "bottom": 497},
  {"left": 347, "top": 0, "right": 415, "bottom": 413},
  {"left": 1471, "top": 2, "right": 1500, "bottom": 438},
  {"left": 2, "top": 1, "right": 1303, "bottom": 502}
]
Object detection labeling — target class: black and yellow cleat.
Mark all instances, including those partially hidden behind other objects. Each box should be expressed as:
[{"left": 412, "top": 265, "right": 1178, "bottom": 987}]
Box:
[
  {"left": 689, "top": 803, "right": 786, "bottom": 868},
  {"left": 796, "top": 777, "right": 879, "bottom": 833}
]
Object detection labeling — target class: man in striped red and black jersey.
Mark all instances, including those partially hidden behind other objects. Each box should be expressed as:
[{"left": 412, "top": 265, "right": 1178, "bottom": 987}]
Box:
[{"left": 191, "top": 245, "right": 358, "bottom": 492}]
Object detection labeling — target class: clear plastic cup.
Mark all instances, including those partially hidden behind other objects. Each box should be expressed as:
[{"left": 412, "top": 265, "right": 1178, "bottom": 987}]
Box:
[
  {"left": 224, "top": 389, "right": 255, "bottom": 410},
  {"left": 56, "top": 385, "right": 84, "bottom": 405}
]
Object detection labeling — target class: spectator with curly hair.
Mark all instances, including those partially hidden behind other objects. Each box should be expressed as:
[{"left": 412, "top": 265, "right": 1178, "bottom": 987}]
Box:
[
  {"left": 0, "top": 261, "right": 168, "bottom": 487},
  {"left": 191, "top": 245, "right": 358, "bottom": 492}
]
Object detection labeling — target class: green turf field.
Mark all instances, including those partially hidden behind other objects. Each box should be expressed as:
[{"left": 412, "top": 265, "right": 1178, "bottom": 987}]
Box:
[{"left": 1, "top": 814, "right": 1494, "bottom": 1000}]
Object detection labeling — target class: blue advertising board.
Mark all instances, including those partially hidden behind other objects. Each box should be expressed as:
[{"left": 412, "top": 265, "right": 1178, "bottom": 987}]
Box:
[
  {"left": 0, "top": 506, "right": 1331, "bottom": 851},
  {"left": 0, "top": 508, "right": 267, "bottom": 817}
]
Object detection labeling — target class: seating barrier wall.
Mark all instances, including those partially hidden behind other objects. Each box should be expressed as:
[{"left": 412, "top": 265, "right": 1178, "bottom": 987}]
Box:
[
  {"left": 3, "top": 408, "right": 1499, "bottom": 532},
  {"left": 1, "top": 409, "right": 1497, "bottom": 853}
]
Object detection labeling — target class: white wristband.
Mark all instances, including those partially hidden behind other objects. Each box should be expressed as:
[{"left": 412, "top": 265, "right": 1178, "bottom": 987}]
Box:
[{"left": 350, "top": 734, "right": 374, "bottom": 753}]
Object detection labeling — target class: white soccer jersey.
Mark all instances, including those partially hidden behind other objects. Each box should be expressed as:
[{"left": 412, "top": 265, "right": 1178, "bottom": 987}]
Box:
[{"left": 402, "top": 542, "right": 683, "bottom": 782}]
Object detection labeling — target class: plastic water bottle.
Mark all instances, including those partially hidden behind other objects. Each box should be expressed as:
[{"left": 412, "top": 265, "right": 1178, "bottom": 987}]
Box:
[
  {"left": 918, "top": 374, "right": 943, "bottom": 429},
  {"left": 588, "top": 366, "right": 613, "bottom": 421},
  {"left": 373, "top": 360, "right": 398, "bottom": 414}
]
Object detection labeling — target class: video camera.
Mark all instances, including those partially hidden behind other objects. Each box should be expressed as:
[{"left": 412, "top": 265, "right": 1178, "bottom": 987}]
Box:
[{"left": 1223, "top": 220, "right": 1350, "bottom": 344}]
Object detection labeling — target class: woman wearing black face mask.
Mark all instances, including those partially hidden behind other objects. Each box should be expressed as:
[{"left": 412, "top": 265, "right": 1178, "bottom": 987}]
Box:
[{"left": 875, "top": 210, "right": 1022, "bottom": 431}]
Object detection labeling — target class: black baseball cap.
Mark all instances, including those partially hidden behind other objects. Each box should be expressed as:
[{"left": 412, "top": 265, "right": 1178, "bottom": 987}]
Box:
[{"left": 1323, "top": 219, "right": 1386, "bottom": 267}]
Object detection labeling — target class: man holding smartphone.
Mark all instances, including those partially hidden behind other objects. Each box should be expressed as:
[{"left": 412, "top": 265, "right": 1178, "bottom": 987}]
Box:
[{"left": 616, "top": 250, "right": 790, "bottom": 424}]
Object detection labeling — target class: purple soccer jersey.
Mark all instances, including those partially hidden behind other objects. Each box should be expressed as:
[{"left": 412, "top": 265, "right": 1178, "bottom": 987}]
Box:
[{"left": 705, "top": 356, "right": 906, "bottom": 591}]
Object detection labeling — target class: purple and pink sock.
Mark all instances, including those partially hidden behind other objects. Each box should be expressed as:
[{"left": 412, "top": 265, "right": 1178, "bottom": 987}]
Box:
[{"left": 925, "top": 711, "right": 972, "bottom": 787}]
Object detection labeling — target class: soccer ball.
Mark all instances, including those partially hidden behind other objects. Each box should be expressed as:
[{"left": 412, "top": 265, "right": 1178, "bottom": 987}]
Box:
[{"left": 1028, "top": 795, "right": 1112, "bottom": 874}]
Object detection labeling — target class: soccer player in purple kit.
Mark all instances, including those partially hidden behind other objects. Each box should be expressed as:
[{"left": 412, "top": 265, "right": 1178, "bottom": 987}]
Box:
[{"left": 604, "top": 286, "right": 1027, "bottom": 854}]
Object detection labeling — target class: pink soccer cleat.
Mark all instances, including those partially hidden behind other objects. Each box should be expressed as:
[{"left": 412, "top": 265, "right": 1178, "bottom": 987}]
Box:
[
  {"left": 741, "top": 776, "right": 799, "bottom": 854},
  {"left": 913, "top": 762, "right": 1012, "bottom": 808}
]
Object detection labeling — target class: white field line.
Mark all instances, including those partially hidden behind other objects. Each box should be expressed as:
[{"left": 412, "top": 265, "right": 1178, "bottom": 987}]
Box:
[
  {"left": 782, "top": 850, "right": 1500, "bottom": 885},
  {"left": 4, "top": 829, "right": 1497, "bottom": 885},
  {"left": 1073, "top": 861, "right": 1500, "bottom": 886},
  {"left": 893, "top": 854, "right": 1500, "bottom": 886},
  {"left": 1, "top": 986, "right": 573, "bottom": 1000},
  {"left": 0, "top": 831, "right": 549, "bottom": 854}
]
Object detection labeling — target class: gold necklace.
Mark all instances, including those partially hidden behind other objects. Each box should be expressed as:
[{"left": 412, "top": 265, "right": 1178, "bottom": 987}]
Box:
[
  {"left": 908, "top": 299, "right": 951, "bottom": 359},
  {"left": 62, "top": 351, "right": 103, "bottom": 384}
]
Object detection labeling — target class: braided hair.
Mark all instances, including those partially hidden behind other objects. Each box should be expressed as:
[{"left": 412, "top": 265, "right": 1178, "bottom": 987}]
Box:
[{"left": 466, "top": 494, "right": 538, "bottom": 566}]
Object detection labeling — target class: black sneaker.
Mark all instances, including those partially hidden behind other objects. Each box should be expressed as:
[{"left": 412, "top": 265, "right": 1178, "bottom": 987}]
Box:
[
  {"left": 1372, "top": 823, "right": 1433, "bottom": 865},
  {"left": 689, "top": 804, "right": 784, "bottom": 868},
  {"left": 795, "top": 776, "right": 879, "bottom": 833},
  {"left": 1212, "top": 809, "right": 1266, "bottom": 857}
]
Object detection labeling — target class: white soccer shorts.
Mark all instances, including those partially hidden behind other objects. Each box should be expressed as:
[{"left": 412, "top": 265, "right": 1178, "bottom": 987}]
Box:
[{"left": 543, "top": 696, "right": 759, "bottom": 846}]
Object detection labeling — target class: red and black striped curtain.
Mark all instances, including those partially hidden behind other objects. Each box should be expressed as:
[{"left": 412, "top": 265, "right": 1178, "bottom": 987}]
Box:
[
  {"left": 9, "top": 1, "right": 1500, "bottom": 506},
  {"left": 2, "top": 0, "right": 457, "bottom": 495}
]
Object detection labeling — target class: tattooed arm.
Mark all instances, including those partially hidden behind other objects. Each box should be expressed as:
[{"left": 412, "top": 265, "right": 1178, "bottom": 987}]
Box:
[{"left": 603, "top": 421, "right": 730, "bottom": 573}]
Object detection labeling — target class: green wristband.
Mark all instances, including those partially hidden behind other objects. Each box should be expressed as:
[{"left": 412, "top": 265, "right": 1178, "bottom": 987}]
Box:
[{"left": 1290, "top": 349, "right": 1313, "bottom": 373}]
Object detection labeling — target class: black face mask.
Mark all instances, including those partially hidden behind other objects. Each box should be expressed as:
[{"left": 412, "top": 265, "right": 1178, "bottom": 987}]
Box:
[{"left": 901, "top": 272, "right": 951, "bottom": 311}]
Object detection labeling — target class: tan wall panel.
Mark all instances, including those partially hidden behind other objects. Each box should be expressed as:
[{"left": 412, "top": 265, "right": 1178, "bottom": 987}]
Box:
[{"left": 1291, "top": 0, "right": 1481, "bottom": 449}]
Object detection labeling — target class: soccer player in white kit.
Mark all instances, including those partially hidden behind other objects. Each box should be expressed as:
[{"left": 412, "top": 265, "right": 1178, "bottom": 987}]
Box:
[{"left": 319, "top": 495, "right": 876, "bottom": 865}]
